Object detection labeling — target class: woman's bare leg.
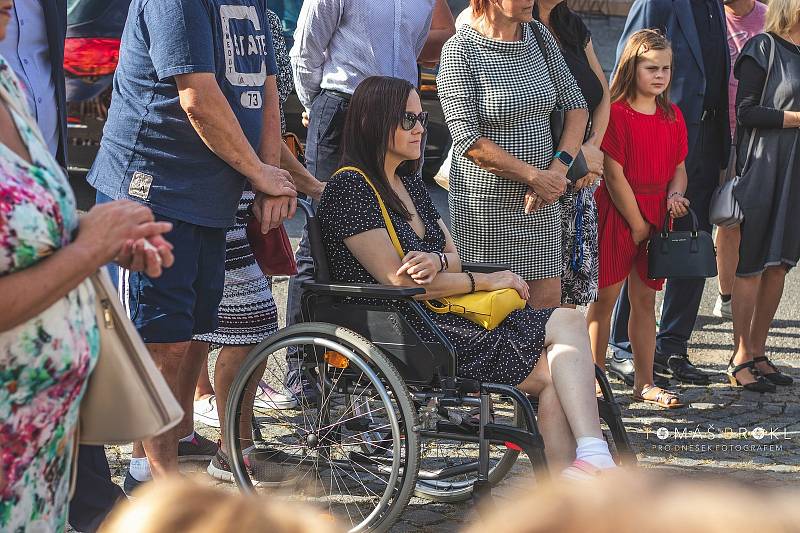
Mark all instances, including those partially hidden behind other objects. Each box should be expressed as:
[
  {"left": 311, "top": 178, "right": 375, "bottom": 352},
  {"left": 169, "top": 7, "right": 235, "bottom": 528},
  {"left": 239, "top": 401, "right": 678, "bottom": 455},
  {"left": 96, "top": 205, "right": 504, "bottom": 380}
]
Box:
[
  {"left": 627, "top": 268, "right": 657, "bottom": 396},
  {"left": 731, "top": 273, "right": 761, "bottom": 384},
  {"left": 527, "top": 308, "right": 602, "bottom": 440},
  {"left": 195, "top": 354, "right": 215, "bottom": 400},
  {"left": 527, "top": 277, "right": 562, "bottom": 309},
  {"left": 517, "top": 354, "right": 576, "bottom": 470},
  {"left": 586, "top": 281, "right": 624, "bottom": 370},
  {"left": 751, "top": 266, "right": 787, "bottom": 374},
  {"left": 715, "top": 225, "right": 741, "bottom": 297}
]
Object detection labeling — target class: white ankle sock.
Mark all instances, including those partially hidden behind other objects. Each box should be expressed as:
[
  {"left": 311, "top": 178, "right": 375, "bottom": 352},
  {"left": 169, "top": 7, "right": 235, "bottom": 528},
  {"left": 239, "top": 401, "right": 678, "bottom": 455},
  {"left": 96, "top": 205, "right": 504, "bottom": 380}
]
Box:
[
  {"left": 129, "top": 457, "right": 151, "bottom": 482},
  {"left": 574, "top": 437, "right": 617, "bottom": 470},
  {"left": 179, "top": 431, "right": 196, "bottom": 443}
]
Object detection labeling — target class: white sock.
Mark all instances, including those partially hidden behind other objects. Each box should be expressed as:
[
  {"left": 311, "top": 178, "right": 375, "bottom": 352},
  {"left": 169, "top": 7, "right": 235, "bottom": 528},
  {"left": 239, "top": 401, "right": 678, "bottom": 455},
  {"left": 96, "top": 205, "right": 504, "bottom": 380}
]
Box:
[
  {"left": 179, "top": 431, "right": 196, "bottom": 443},
  {"left": 129, "top": 457, "right": 151, "bottom": 482},
  {"left": 574, "top": 437, "right": 617, "bottom": 470}
]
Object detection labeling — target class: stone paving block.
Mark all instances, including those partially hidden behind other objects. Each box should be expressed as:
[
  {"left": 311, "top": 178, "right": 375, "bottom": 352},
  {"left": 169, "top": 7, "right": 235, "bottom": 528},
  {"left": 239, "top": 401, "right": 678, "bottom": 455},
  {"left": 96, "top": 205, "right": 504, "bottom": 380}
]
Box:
[
  {"left": 406, "top": 509, "right": 447, "bottom": 527},
  {"left": 390, "top": 521, "right": 419, "bottom": 533}
]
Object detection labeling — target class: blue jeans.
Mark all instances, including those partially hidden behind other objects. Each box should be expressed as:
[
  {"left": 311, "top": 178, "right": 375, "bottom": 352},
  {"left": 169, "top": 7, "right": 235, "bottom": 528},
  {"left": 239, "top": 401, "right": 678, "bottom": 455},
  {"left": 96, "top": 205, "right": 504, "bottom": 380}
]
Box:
[
  {"left": 286, "top": 90, "right": 349, "bottom": 334},
  {"left": 610, "top": 118, "right": 724, "bottom": 360}
]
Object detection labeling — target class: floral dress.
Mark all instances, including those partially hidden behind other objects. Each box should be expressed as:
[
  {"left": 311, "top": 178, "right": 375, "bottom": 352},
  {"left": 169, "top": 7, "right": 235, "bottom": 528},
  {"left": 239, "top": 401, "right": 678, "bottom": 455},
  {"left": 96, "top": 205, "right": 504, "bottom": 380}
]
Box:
[{"left": 0, "top": 57, "right": 99, "bottom": 531}]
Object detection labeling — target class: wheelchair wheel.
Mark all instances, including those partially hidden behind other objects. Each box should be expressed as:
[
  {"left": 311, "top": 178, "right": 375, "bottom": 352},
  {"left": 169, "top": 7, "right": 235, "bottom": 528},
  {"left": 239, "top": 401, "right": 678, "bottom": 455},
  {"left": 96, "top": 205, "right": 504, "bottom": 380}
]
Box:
[
  {"left": 413, "top": 396, "right": 523, "bottom": 502},
  {"left": 224, "top": 323, "right": 420, "bottom": 533}
]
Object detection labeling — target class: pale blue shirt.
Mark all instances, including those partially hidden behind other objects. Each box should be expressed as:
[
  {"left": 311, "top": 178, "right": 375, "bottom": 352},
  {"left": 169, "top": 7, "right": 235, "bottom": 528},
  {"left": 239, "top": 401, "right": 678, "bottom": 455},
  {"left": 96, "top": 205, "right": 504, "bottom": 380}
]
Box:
[
  {"left": 289, "top": 0, "right": 436, "bottom": 110},
  {"left": 0, "top": 0, "right": 59, "bottom": 157}
]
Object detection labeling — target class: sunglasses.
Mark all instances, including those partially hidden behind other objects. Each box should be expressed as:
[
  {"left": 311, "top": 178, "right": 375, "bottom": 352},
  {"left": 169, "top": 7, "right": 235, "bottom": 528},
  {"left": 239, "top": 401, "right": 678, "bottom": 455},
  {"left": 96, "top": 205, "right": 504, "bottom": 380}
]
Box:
[{"left": 400, "top": 111, "right": 429, "bottom": 131}]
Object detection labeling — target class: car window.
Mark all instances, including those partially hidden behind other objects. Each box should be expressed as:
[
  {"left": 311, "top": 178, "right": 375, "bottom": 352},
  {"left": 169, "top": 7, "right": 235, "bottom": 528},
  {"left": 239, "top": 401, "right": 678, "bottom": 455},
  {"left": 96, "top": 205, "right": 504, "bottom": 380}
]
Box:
[{"left": 67, "top": 0, "right": 109, "bottom": 22}]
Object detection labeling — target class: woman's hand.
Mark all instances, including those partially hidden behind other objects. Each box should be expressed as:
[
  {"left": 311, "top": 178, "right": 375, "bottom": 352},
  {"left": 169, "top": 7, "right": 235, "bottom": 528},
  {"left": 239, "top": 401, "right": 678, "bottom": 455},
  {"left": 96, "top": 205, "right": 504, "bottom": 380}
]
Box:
[
  {"left": 76, "top": 200, "right": 173, "bottom": 269},
  {"left": 397, "top": 251, "right": 440, "bottom": 285},
  {"left": 630, "top": 218, "right": 652, "bottom": 245},
  {"left": 478, "top": 270, "right": 530, "bottom": 300},
  {"left": 581, "top": 141, "right": 604, "bottom": 177},
  {"left": 115, "top": 236, "right": 175, "bottom": 277},
  {"left": 529, "top": 168, "right": 569, "bottom": 204},
  {"left": 667, "top": 193, "right": 690, "bottom": 219},
  {"left": 524, "top": 187, "right": 546, "bottom": 214}
]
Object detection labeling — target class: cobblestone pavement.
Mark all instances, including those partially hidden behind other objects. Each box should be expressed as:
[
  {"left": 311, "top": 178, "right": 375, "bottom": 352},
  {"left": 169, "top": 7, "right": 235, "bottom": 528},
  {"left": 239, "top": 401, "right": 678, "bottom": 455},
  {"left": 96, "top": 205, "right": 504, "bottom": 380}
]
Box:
[{"left": 96, "top": 15, "right": 800, "bottom": 533}]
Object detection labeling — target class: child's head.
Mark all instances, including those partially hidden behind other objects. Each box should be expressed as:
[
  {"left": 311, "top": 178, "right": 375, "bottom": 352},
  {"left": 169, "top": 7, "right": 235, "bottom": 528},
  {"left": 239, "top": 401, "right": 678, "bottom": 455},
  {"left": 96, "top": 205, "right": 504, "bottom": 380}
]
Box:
[{"left": 611, "top": 29, "right": 675, "bottom": 119}]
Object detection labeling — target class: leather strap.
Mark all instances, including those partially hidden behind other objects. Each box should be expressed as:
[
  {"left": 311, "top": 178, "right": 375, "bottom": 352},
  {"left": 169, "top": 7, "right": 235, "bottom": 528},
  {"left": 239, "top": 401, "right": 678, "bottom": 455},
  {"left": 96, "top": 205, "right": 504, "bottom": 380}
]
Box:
[{"left": 337, "top": 166, "right": 406, "bottom": 259}]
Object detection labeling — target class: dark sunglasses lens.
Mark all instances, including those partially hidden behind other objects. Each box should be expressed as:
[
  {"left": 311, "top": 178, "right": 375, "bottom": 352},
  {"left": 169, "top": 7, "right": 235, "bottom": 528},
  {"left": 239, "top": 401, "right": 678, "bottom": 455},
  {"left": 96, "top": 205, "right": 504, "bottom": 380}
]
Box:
[
  {"left": 401, "top": 113, "right": 416, "bottom": 130},
  {"left": 419, "top": 112, "right": 429, "bottom": 127}
]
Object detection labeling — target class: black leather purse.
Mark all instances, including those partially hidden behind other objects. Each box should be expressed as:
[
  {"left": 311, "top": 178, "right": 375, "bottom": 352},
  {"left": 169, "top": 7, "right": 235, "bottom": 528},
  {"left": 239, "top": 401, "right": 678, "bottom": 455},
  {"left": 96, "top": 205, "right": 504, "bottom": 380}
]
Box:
[
  {"left": 529, "top": 21, "right": 589, "bottom": 184},
  {"left": 647, "top": 208, "right": 717, "bottom": 280}
]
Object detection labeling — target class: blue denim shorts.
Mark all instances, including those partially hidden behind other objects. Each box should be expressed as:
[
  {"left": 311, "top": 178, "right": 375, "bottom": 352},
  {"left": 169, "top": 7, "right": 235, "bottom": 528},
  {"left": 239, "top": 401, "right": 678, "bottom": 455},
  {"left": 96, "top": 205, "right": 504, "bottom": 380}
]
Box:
[{"left": 96, "top": 191, "right": 226, "bottom": 343}]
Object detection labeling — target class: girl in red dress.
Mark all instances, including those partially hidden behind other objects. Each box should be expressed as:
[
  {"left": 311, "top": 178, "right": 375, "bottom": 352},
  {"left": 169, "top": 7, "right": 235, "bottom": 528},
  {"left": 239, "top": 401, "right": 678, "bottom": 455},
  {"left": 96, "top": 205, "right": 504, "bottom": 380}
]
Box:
[{"left": 586, "top": 30, "right": 691, "bottom": 409}]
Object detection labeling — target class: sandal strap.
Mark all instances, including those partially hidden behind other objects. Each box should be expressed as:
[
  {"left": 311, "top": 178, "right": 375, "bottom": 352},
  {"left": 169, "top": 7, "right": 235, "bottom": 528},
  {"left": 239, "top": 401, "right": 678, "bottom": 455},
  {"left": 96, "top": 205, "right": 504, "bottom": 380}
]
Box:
[
  {"left": 640, "top": 385, "right": 679, "bottom": 405},
  {"left": 729, "top": 359, "right": 755, "bottom": 376},
  {"left": 753, "top": 356, "right": 778, "bottom": 371}
]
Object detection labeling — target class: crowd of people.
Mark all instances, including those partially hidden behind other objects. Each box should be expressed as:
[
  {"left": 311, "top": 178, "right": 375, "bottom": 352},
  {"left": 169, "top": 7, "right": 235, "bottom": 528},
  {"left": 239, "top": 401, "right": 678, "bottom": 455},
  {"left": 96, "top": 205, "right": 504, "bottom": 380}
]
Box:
[{"left": 0, "top": 0, "right": 798, "bottom": 531}]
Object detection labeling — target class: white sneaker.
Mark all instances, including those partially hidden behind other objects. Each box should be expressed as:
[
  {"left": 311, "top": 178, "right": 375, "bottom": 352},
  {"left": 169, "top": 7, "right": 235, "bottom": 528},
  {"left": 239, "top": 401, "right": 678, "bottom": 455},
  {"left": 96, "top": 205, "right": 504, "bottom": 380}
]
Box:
[
  {"left": 254, "top": 381, "right": 297, "bottom": 410},
  {"left": 194, "top": 396, "right": 220, "bottom": 428},
  {"left": 712, "top": 295, "right": 732, "bottom": 319}
]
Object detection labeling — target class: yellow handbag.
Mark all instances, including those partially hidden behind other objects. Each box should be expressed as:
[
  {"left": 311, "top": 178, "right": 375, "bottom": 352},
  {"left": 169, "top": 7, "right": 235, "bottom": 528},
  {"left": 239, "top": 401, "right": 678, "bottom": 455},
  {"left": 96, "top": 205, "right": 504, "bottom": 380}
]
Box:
[{"left": 341, "top": 166, "right": 526, "bottom": 330}]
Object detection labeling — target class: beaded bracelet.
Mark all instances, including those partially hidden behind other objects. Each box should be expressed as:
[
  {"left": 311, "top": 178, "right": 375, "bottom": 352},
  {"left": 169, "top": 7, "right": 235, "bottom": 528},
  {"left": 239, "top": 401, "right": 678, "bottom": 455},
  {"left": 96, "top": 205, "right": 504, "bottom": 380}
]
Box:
[
  {"left": 435, "top": 252, "right": 446, "bottom": 272},
  {"left": 442, "top": 252, "right": 449, "bottom": 272},
  {"left": 464, "top": 270, "right": 476, "bottom": 294}
]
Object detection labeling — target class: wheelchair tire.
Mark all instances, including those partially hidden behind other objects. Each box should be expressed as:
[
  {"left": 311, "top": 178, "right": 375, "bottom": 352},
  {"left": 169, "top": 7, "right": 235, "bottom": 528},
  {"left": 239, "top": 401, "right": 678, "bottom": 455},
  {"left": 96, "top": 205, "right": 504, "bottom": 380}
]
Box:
[
  {"left": 413, "top": 399, "right": 523, "bottom": 503},
  {"left": 224, "top": 323, "right": 420, "bottom": 533}
]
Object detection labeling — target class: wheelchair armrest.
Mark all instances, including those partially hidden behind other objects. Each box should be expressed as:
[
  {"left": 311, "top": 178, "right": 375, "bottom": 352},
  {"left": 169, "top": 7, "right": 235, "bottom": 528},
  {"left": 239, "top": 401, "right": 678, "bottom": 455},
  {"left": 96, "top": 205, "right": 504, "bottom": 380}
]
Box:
[
  {"left": 461, "top": 262, "right": 511, "bottom": 273},
  {"left": 302, "top": 281, "right": 426, "bottom": 299}
]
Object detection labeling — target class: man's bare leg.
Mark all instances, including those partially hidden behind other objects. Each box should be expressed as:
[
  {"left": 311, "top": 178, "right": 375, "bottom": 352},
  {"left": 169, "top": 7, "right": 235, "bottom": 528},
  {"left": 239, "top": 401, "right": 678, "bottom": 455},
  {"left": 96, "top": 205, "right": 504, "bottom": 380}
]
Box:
[{"left": 135, "top": 341, "right": 191, "bottom": 477}]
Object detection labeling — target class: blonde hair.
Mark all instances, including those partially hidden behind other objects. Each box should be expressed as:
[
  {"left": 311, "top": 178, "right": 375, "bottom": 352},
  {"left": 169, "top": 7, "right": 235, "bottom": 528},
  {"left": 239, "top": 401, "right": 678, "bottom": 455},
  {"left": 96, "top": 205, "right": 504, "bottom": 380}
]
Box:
[
  {"left": 465, "top": 470, "right": 800, "bottom": 533},
  {"left": 99, "top": 478, "right": 342, "bottom": 533},
  {"left": 764, "top": 0, "right": 800, "bottom": 35},
  {"left": 610, "top": 29, "right": 675, "bottom": 120}
]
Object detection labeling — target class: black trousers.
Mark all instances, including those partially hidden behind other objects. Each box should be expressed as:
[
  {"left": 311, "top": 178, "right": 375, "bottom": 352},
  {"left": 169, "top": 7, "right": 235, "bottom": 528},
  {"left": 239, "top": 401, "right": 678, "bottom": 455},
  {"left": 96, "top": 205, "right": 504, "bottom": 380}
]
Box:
[{"left": 68, "top": 445, "right": 125, "bottom": 532}]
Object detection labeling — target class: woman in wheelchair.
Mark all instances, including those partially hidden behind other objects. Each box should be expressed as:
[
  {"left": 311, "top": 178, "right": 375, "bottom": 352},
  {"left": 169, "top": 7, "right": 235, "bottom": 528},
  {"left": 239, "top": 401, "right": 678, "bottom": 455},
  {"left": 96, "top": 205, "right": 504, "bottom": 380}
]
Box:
[{"left": 316, "top": 76, "right": 616, "bottom": 478}]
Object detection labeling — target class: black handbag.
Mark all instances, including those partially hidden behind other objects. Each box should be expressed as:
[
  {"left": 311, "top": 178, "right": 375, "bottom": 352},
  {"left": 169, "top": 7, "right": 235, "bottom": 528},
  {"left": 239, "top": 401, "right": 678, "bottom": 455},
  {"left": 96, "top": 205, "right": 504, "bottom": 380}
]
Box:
[
  {"left": 647, "top": 208, "right": 717, "bottom": 280},
  {"left": 529, "top": 22, "right": 589, "bottom": 183}
]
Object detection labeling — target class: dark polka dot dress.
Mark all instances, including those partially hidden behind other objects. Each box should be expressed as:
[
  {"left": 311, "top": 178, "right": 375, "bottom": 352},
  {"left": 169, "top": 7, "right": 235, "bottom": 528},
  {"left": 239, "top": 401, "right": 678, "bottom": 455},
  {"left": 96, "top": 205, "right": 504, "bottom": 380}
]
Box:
[{"left": 317, "top": 169, "right": 555, "bottom": 386}]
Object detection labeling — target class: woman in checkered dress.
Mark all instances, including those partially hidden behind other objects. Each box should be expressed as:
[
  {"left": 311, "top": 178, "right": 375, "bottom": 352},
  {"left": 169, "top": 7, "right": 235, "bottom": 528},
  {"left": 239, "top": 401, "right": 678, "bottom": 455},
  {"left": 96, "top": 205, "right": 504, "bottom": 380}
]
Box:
[{"left": 437, "top": 0, "right": 587, "bottom": 308}]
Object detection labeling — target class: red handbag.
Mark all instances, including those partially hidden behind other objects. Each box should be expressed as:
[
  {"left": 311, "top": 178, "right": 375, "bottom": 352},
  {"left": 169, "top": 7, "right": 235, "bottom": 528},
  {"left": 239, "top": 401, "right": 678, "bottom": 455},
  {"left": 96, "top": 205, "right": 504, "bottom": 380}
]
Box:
[
  {"left": 245, "top": 132, "right": 305, "bottom": 277},
  {"left": 246, "top": 219, "right": 298, "bottom": 276}
]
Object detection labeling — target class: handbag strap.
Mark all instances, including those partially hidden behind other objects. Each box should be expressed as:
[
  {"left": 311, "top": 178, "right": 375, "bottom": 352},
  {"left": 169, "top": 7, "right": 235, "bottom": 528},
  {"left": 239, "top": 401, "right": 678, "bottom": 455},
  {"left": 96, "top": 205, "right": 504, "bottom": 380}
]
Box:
[
  {"left": 337, "top": 165, "right": 451, "bottom": 313},
  {"left": 739, "top": 33, "right": 776, "bottom": 173},
  {"left": 337, "top": 166, "right": 406, "bottom": 260}
]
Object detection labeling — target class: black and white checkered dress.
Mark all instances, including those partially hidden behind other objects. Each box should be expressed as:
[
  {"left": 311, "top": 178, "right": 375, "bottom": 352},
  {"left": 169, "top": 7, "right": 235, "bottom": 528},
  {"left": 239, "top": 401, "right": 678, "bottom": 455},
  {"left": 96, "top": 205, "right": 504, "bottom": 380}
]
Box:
[{"left": 437, "top": 23, "right": 586, "bottom": 280}]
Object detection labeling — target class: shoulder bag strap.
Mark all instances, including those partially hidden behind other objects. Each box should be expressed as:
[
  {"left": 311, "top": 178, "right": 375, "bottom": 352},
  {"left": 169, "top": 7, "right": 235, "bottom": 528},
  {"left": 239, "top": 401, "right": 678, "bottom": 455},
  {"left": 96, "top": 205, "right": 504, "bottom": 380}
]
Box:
[
  {"left": 337, "top": 166, "right": 406, "bottom": 259},
  {"left": 740, "top": 33, "right": 776, "bottom": 173}
]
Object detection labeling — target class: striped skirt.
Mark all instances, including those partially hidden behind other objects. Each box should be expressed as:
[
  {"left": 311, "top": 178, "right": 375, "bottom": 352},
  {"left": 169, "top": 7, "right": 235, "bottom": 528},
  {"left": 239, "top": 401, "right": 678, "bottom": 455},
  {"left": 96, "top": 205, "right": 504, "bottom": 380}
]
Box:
[{"left": 193, "top": 190, "right": 278, "bottom": 346}]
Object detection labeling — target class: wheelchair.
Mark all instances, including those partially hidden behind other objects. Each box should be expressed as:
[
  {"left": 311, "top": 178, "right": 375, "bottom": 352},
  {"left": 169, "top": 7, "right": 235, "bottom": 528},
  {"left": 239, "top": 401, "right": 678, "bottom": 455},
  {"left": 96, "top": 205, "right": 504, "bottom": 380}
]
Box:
[{"left": 223, "top": 200, "right": 635, "bottom": 532}]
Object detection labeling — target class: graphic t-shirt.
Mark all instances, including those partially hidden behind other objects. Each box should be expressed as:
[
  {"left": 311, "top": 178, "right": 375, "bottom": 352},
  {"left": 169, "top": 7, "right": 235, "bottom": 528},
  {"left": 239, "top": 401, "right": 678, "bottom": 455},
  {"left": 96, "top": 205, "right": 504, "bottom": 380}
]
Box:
[
  {"left": 726, "top": 2, "right": 767, "bottom": 135},
  {"left": 87, "top": 0, "right": 278, "bottom": 228}
]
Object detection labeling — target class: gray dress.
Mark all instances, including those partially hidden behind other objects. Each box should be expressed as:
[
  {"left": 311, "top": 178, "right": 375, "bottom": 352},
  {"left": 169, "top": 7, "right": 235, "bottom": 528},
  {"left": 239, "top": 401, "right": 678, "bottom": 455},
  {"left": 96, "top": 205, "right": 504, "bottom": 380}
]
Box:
[
  {"left": 437, "top": 23, "right": 586, "bottom": 280},
  {"left": 734, "top": 34, "right": 800, "bottom": 276}
]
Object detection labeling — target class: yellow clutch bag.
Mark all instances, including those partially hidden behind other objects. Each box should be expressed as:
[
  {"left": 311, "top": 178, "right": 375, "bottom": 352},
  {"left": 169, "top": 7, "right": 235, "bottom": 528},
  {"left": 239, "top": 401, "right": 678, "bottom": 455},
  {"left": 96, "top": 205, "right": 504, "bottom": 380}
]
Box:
[{"left": 342, "top": 166, "right": 526, "bottom": 331}]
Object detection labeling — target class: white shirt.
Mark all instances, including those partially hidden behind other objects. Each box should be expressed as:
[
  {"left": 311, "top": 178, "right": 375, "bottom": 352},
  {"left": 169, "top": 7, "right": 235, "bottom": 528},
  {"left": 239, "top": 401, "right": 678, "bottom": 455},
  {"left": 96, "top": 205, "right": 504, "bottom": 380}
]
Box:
[
  {"left": 289, "top": 0, "right": 436, "bottom": 110},
  {"left": 0, "top": 0, "right": 59, "bottom": 157}
]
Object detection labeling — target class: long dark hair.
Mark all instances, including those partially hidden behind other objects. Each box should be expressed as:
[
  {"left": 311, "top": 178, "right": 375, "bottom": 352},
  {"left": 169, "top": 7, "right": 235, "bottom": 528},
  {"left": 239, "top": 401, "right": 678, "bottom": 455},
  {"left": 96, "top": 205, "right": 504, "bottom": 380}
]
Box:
[
  {"left": 533, "top": 2, "right": 586, "bottom": 51},
  {"left": 339, "top": 76, "right": 421, "bottom": 220}
]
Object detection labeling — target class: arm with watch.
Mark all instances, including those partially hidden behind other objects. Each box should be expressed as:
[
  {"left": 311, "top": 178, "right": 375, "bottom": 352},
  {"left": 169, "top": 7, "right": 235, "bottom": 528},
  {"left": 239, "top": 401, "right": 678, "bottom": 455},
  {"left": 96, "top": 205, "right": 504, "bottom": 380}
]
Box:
[{"left": 524, "top": 106, "right": 588, "bottom": 213}]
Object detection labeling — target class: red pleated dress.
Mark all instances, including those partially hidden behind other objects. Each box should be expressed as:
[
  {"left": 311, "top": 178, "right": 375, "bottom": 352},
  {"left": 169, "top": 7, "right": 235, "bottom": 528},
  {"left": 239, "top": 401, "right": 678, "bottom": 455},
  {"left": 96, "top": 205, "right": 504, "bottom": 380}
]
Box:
[{"left": 596, "top": 100, "right": 688, "bottom": 290}]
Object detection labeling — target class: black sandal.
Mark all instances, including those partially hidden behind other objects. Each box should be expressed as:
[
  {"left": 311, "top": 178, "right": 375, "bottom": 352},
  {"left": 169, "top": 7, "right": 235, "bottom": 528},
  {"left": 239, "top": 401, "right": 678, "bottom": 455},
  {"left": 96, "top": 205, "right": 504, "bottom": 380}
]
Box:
[
  {"left": 727, "top": 356, "right": 776, "bottom": 393},
  {"left": 753, "top": 356, "right": 794, "bottom": 386}
]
